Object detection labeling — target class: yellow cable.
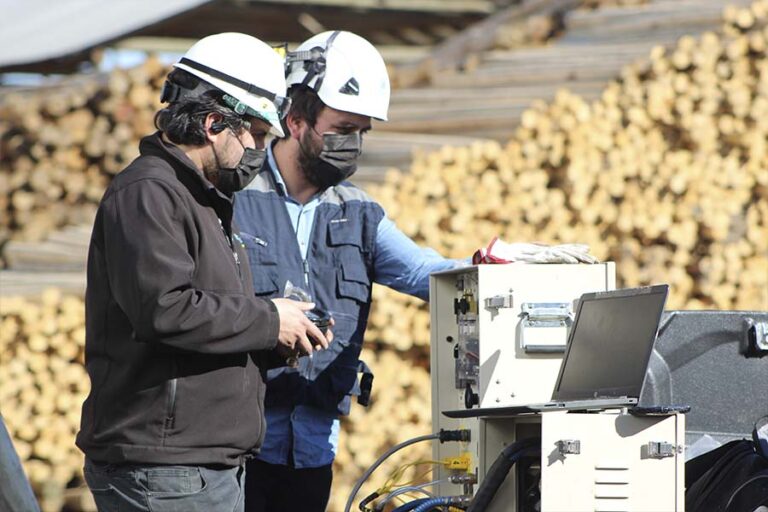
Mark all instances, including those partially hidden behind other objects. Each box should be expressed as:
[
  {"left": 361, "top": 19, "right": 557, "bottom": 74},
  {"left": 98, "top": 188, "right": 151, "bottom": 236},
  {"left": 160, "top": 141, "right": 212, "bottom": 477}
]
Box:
[
  {"left": 374, "top": 456, "right": 471, "bottom": 510},
  {"left": 396, "top": 467, "right": 434, "bottom": 489},
  {"left": 377, "top": 460, "right": 441, "bottom": 494}
]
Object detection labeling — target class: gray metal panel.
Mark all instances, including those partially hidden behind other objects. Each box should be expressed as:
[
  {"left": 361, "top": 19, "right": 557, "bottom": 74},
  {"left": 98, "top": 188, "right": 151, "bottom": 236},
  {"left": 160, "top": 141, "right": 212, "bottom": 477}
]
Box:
[
  {"left": 0, "top": 0, "right": 210, "bottom": 69},
  {"left": 640, "top": 310, "right": 768, "bottom": 443}
]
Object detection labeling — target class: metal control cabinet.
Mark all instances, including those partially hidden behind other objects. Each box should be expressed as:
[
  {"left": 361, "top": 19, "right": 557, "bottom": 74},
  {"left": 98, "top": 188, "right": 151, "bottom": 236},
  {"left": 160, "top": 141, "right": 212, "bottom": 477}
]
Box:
[
  {"left": 541, "top": 411, "right": 685, "bottom": 512},
  {"left": 430, "top": 264, "right": 616, "bottom": 413},
  {"left": 430, "top": 263, "right": 615, "bottom": 503},
  {"left": 430, "top": 411, "right": 684, "bottom": 512}
]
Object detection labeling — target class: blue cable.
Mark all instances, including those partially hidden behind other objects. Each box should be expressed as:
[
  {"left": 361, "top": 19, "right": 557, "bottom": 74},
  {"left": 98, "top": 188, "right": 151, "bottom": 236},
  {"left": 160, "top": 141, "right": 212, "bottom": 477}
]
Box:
[
  {"left": 412, "top": 497, "right": 454, "bottom": 512},
  {"left": 390, "top": 498, "right": 430, "bottom": 512}
]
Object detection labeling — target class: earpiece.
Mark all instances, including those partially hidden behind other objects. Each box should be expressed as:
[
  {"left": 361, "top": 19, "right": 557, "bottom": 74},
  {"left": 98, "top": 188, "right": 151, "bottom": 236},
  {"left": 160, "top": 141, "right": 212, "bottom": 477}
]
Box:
[{"left": 210, "top": 122, "right": 227, "bottom": 134}]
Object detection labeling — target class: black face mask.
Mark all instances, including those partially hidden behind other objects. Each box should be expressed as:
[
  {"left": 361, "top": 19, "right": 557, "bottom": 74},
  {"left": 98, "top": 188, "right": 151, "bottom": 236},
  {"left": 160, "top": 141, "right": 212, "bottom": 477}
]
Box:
[
  {"left": 212, "top": 136, "right": 266, "bottom": 196},
  {"left": 299, "top": 131, "right": 362, "bottom": 189}
]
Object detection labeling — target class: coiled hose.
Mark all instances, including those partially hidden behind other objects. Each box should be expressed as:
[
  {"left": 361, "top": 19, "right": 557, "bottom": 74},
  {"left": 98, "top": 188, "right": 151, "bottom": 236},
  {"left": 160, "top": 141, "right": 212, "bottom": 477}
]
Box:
[
  {"left": 466, "top": 437, "right": 540, "bottom": 512},
  {"left": 391, "top": 498, "right": 431, "bottom": 512},
  {"left": 412, "top": 496, "right": 457, "bottom": 512}
]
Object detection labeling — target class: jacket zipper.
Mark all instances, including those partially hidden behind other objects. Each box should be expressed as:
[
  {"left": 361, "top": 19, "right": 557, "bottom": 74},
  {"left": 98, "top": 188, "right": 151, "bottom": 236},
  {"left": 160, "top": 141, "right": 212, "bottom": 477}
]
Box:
[
  {"left": 233, "top": 249, "right": 242, "bottom": 278},
  {"left": 219, "top": 218, "right": 242, "bottom": 279},
  {"left": 163, "top": 378, "right": 177, "bottom": 439},
  {"left": 303, "top": 259, "right": 310, "bottom": 287}
]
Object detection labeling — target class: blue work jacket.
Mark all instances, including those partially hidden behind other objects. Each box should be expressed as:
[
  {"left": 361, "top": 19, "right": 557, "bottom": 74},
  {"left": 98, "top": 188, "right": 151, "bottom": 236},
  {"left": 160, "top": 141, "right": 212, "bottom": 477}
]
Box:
[{"left": 234, "top": 145, "right": 457, "bottom": 467}]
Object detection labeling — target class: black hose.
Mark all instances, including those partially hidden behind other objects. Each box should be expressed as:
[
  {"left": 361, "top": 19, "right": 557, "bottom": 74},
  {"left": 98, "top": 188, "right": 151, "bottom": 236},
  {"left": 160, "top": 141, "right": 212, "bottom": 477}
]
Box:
[
  {"left": 467, "top": 437, "right": 541, "bottom": 512},
  {"left": 359, "top": 492, "right": 379, "bottom": 511}
]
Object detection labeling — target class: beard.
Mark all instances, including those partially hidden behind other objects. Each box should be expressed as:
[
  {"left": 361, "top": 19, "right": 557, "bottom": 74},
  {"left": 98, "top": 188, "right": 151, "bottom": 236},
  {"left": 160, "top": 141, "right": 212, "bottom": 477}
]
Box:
[
  {"left": 297, "top": 129, "right": 327, "bottom": 189},
  {"left": 297, "top": 129, "right": 361, "bottom": 190},
  {"left": 205, "top": 135, "right": 238, "bottom": 181},
  {"left": 205, "top": 134, "right": 264, "bottom": 195}
]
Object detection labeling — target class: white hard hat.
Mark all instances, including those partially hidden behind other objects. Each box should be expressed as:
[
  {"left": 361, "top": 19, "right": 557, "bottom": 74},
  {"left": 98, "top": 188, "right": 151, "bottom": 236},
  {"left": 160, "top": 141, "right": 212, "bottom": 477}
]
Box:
[
  {"left": 173, "top": 33, "right": 289, "bottom": 136},
  {"left": 286, "top": 31, "right": 390, "bottom": 121}
]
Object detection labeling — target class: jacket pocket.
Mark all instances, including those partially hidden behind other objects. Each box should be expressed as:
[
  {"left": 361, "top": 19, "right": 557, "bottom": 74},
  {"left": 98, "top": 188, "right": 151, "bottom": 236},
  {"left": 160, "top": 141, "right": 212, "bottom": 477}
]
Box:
[
  {"left": 328, "top": 218, "right": 364, "bottom": 246},
  {"left": 143, "top": 466, "right": 206, "bottom": 494},
  {"left": 161, "top": 378, "right": 178, "bottom": 442},
  {"left": 305, "top": 360, "right": 359, "bottom": 415},
  {"left": 251, "top": 271, "right": 280, "bottom": 297},
  {"left": 328, "top": 217, "right": 371, "bottom": 303},
  {"left": 240, "top": 231, "right": 277, "bottom": 265},
  {"left": 336, "top": 264, "right": 371, "bottom": 304}
]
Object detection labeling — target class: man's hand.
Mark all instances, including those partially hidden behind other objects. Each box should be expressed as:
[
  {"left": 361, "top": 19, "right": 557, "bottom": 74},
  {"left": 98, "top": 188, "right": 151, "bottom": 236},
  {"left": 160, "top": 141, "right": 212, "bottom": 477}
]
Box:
[{"left": 271, "top": 299, "right": 330, "bottom": 356}]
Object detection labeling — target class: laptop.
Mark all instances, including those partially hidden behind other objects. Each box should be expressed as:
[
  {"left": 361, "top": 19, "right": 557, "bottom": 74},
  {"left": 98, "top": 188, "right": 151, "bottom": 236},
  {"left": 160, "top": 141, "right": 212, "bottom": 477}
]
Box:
[{"left": 443, "top": 284, "right": 669, "bottom": 419}]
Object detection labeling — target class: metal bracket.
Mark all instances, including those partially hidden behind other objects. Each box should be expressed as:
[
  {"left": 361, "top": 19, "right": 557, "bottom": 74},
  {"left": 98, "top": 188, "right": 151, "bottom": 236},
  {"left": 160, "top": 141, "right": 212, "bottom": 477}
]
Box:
[
  {"left": 520, "top": 302, "right": 572, "bottom": 353},
  {"left": 645, "top": 441, "right": 679, "bottom": 459},
  {"left": 556, "top": 439, "right": 581, "bottom": 455},
  {"left": 484, "top": 293, "right": 513, "bottom": 312},
  {"left": 745, "top": 318, "right": 768, "bottom": 357}
]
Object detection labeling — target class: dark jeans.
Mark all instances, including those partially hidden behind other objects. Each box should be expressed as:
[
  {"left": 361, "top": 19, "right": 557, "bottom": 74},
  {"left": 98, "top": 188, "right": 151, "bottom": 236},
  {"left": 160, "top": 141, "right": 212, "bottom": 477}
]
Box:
[
  {"left": 0, "top": 414, "right": 41, "bottom": 512},
  {"left": 244, "top": 458, "right": 333, "bottom": 512},
  {"left": 84, "top": 459, "right": 245, "bottom": 512}
]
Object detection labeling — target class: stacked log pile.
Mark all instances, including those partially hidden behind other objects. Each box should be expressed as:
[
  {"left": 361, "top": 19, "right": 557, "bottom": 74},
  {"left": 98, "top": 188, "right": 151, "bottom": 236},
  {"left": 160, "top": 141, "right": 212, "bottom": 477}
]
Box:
[
  {"left": 581, "top": 0, "right": 648, "bottom": 7},
  {"left": 0, "top": 61, "right": 475, "bottom": 263},
  {"left": 1, "top": 2, "right": 753, "bottom": 259},
  {"left": 0, "top": 290, "right": 91, "bottom": 512},
  {"left": 385, "top": 0, "right": 753, "bottom": 140},
  {"left": 0, "top": 57, "right": 167, "bottom": 256},
  {"left": 491, "top": 0, "right": 652, "bottom": 52}
]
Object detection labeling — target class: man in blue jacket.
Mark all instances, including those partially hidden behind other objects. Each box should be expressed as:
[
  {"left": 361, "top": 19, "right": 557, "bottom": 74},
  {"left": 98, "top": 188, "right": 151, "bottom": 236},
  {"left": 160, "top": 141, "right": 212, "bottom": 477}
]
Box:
[{"left": 234, "top": 30, "right": 461, "bottom": 511}]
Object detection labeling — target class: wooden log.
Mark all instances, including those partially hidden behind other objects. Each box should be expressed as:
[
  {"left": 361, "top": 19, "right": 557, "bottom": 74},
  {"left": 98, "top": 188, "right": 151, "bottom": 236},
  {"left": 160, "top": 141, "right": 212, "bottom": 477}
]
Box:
[{"left": 395, "top": 0, "right": 582, "bottom": 87}]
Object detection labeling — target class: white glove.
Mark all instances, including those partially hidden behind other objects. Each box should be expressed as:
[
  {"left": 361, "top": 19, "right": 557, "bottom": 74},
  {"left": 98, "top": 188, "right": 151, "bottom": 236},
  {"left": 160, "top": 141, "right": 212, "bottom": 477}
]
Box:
[{"left": 473, "top": 238, "right": 599, "bottom": 264}]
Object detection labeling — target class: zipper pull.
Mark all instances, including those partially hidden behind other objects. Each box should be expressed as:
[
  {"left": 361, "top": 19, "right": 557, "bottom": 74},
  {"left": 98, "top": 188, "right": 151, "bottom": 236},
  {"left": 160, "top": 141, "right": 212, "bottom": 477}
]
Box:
[
  {"left": 233, "top": 250, "right": 241, "bottom": 277},
  {"left": 303, "top": 260, "right": 310, "bottom": 285},
  {"left": 218, "top": 218, "right": 233, "bottom": 248}
]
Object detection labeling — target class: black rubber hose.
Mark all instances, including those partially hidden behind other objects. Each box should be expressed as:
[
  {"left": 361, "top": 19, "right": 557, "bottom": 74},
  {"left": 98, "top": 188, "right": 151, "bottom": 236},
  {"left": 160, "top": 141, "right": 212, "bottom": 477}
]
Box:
[{"left": 467, "top": 437, "right": 541, "bottom": 512}]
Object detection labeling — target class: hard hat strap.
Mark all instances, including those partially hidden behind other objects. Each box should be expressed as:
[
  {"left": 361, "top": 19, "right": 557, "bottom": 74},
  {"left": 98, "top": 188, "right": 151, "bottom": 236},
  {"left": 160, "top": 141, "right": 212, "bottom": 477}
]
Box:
[
  {"left": 178, "top": 58, "right": 290, "bottom": 118},
  {"left": 160, "top": 80, "right": 182, "bottom": 104},
  {"left": 291, "top": 30, "right": 341, "bottom": 93},
  {"left": 160, "top": 75, "right": 220, "bottom": 104}
]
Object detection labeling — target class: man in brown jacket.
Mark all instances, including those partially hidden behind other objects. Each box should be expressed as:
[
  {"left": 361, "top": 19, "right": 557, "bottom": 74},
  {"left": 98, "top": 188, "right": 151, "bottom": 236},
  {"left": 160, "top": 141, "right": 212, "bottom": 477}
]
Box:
[{"left": 76, "top": 33, "right": 329, "bottom": 512}]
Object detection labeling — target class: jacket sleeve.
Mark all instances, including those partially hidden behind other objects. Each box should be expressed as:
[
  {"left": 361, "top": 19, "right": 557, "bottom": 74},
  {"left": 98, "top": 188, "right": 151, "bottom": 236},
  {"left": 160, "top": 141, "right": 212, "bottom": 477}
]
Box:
[
  {"left": 101, "top": 178, "right": 279, "bottom": 354},
  {"left": 373, "top": 216, "right": 469, "bottom": 301}
]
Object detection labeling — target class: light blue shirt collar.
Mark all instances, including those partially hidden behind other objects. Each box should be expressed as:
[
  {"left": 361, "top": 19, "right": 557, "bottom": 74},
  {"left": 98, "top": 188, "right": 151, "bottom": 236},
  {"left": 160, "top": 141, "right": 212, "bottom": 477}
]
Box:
[
  {"left": 266, "top": 141, "right": 289, "bottom": 198},
  {"left": 267, "top": 141, "right": 327, "bottom": 206}
]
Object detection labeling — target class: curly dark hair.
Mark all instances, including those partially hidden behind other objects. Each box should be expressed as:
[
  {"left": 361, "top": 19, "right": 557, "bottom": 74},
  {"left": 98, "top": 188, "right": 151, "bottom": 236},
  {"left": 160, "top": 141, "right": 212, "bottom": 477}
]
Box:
[{"left": 154, "top": 69, "right": 246, "bottom": 146}]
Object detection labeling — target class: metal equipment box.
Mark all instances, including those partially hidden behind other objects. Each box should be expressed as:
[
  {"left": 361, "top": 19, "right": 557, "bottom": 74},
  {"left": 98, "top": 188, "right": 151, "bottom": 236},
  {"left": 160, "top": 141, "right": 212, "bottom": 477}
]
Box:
[
  {"left": 430, "top": 263, "right": 616, "bottom": 413},
  {"left": 430, "top": 409, "right": 685, "bottom": 512},
  {"left": 541, "top": 410, "right": 685, "bottom": 512},
  {"left": 430, "top": 263, "right": 615, "bottom": 502}
]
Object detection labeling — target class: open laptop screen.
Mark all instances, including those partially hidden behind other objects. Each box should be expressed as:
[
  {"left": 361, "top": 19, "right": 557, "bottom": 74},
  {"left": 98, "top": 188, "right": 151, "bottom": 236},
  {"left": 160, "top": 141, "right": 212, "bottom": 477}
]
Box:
[{"left": 552, "top": 285, "right": 668, "bottom": 402}]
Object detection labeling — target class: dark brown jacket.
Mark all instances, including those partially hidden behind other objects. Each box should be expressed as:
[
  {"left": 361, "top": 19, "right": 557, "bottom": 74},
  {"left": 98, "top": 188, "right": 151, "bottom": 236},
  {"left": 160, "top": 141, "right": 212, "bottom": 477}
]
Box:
[{"left": 76, "top": 132, "right": 278, "bottom": 466}]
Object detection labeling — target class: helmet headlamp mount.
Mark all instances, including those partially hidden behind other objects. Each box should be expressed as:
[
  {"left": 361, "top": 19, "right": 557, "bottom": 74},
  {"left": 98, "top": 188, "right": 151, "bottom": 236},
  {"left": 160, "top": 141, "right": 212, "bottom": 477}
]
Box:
[
  {"left": 284, "top": 30, "right": 390, "bottom": 121},
  {"left": 287, "top": 31, "right": 341, "bottom": 93}
]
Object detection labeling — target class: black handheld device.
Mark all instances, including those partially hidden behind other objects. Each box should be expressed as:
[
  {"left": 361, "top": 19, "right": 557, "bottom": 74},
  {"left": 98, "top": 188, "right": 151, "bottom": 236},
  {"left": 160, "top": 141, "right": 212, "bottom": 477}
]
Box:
[{"left": 305, "top": 307, "right": 331, "bottom": 336}]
